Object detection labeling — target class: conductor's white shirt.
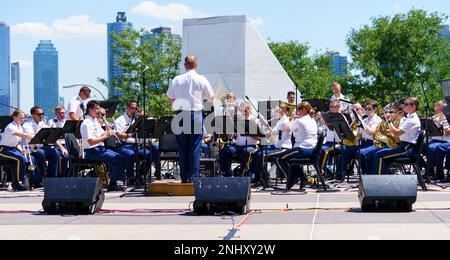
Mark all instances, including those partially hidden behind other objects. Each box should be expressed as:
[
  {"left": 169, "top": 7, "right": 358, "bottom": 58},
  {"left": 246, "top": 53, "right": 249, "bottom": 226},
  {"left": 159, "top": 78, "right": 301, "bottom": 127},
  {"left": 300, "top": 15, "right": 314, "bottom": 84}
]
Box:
[{"left": 166, "top": 70, "right": 215, "bottom": 112}]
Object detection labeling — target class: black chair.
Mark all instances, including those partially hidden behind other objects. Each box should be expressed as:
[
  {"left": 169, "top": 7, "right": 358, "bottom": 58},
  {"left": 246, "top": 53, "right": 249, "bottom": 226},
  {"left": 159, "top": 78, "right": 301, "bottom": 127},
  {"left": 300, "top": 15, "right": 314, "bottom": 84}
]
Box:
[
  {"left": 387, "top": 131, "right": 427, "bottom": 191},
  {"left": 0, "top": 158, "right": 15, "bottom": 188},
  {"left": 287, "top": 133, "right": 327, "bottom": 191},
  {"left": 158, "top": 134, "right": 179, "bottom": 178},
  {"left": 64, "top": 133, "right": 104, "bottom": 178}
]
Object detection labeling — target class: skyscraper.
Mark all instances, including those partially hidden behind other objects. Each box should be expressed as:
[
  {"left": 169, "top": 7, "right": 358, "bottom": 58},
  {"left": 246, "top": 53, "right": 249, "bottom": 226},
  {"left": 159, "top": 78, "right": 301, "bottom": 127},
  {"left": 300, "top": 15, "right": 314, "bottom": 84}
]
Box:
[
  {"left": 10, "top": 62, "right": 20, "bottom": 109},
  {"left": 0, "top": 22, "right": 11, "bottom": 115},
  {"left": 34, "top": 40, "right": 59, "bottom": 114},
  {"left": 107, "top": 12, "right": 133, "bottom": 98},
  {"left": 439, "top": 25, "right": 450, "bottom": 44},
  {"left": 326, "top": 51, "right": 348, "bottom": 78},
  {"left": 150, "top": 27, "right": 182, "bottom": 46}
]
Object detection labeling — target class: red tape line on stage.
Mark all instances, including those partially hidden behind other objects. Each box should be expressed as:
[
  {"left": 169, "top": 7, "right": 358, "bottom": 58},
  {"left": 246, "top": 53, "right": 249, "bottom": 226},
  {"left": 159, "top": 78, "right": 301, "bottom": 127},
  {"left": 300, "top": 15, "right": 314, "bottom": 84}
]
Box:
[{"left": 98, "top": 209, "right": 191, "bottom": 214}]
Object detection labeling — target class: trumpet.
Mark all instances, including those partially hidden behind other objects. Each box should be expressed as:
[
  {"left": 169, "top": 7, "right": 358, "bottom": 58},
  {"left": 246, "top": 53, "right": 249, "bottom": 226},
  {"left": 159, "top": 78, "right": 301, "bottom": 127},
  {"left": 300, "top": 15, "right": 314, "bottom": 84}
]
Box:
[{"left": 24, "top": 141, "right": 36, "bottom": 171}]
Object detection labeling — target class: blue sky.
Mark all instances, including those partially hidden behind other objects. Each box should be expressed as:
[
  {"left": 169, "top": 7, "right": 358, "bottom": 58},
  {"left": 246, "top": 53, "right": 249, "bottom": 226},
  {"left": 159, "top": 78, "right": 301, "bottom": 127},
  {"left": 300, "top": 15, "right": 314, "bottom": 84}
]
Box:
[{"left": 1, "top": 0, "right": 449, "bottom": 112}]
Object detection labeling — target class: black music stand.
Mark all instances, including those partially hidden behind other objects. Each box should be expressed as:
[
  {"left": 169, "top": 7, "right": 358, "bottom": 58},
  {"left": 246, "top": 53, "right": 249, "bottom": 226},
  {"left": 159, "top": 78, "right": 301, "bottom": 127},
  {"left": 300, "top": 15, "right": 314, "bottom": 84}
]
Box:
[
  {"left": 304, "top": 99, "right": 331, "bottom": 113},
  {"left": 421, "top": 119, "right": 444, "bottom": 138},
  {"left": 321, "top": 112, "right": 356, "bottom": 185},
  {"left": 210, "top": 115, "right": 237, "bottom": 177},
  {"left": 63, "top": 120, "right": 83, "bottom": 139},
  {"left": 30, "top": 128, "right": 65, "bottom": 146},
  {"left": 0, "top": 116, "right": 13, "bottom": 133},
  {"left": 99, "top": 101, "right": 119, "bottom": 118}
]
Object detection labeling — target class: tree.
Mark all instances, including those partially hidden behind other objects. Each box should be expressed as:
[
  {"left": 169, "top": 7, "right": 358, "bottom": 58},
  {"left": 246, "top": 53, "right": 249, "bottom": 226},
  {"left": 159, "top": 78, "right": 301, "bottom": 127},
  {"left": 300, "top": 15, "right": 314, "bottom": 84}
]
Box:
[
  {"left": 347, "top": 9, "right": 450, "bottom": 110},
  {"left": 100, "top": 28, "right": 182, "bottom": 118},
  {"left": 269, "top": 40, "right": 340, "bottom": 99}
]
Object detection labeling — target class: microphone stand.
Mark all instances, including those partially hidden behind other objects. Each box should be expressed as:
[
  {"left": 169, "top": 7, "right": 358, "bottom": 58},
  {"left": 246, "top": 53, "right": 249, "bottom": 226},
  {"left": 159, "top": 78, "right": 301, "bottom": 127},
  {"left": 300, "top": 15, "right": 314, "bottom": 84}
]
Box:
[{"left": 142, "top": 67, "right": 149, "bottom": 194}]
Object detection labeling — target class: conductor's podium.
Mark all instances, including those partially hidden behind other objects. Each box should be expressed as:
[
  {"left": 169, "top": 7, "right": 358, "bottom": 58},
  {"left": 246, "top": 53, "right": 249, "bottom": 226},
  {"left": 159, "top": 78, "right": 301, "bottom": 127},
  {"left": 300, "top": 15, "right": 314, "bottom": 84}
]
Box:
[{"left": 147, "top": 180, "right": 195, "bottom": 196}]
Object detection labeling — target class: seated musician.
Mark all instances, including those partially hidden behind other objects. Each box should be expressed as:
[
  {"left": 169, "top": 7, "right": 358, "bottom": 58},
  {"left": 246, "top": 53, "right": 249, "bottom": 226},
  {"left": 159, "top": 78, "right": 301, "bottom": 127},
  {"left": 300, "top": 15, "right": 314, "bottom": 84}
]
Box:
[
  {"left": 424, "top": 101, "right": 450, "bottom": 181},
  {"left": 80, "top": 100, "right": 126, "bottom": 192},
  {"left": 340, "top": 101, "right": 381, "bottom": 177},
  {"left": 23, "top": 106, "right": 64, "bottom": 180},
  {"left": 0, "top": 109, "right": 39, "bottom": 191},
  {"left": 219, "top": 102, "right": 259, "bottom": 177},
  {"left": 359, "top": 103, "right": 404, "bottom": 175},
  {"left": 319, "top": 100, "right": 343, "bottom": 178},
  {"left": 275, "top": 102, "right": 318, "bottom": 190},
  {"left": 370, "top": 98, "right": 421, "bottom": 175},
  {"left": 114, "top": 100, "right": 157, "bottom": 182},
  {"left": 48, "top": 106, "right": 69, "bottom": 177},
  {"left": 250, "top": 103, "right": 293, "bottom": 185},
  {"left": 216, "top": 93, "right": 238, "bottom": 117}
]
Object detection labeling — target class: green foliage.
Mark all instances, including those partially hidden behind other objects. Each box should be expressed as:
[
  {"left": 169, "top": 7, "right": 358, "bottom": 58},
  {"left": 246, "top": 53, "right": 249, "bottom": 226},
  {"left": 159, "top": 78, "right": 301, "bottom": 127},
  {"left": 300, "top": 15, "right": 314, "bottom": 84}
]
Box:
[
  {"left": 99, "top": 28, "right": 181, "bottom": 118},
  {"left": 269, "top": 40, "right": 340, "bottom": 99},
  {"left": 347, "top": 9, "right": 450, "bottom": 111}
]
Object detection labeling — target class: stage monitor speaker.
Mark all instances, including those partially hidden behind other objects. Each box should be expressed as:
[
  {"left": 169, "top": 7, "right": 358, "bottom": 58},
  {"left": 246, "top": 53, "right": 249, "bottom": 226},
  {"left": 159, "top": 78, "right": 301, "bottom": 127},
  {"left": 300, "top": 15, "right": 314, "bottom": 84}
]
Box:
[
  {"left": 193, "top": 177, "right": 251, "bottom": 215},
  {"left": 42, "top": 178, "right": 105, "bottom": 215},
  {"left": 359, "top": 175, "right": 417, "bottom": 212}
]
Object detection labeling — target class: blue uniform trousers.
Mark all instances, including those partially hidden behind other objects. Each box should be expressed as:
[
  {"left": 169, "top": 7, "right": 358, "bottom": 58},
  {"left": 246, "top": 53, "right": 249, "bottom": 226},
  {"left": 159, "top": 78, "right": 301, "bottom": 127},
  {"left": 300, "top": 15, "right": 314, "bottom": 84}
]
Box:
[
  {"left": 174, "top": 111, "right": 203, "bottom": 182},
  {"left": 220, "top": 145, "right": 259, "bottom": 177},
  {"left": 370, "top": 142, "right": 414, "bottom": 175},
  {"left": 32, "top": 146, "right": 59, "bottom": 179},
  {"left": 85, "top": 147, "right": 124, "bottom": 182},
  {"left": 0, "top": 146, "right": 39, "bottom": 184},
  {"left": 250, "top": 146, "right": 289, "bottom": 182},
  {"left": 275, "top": 147, "right": 314, "bottom": 179}
]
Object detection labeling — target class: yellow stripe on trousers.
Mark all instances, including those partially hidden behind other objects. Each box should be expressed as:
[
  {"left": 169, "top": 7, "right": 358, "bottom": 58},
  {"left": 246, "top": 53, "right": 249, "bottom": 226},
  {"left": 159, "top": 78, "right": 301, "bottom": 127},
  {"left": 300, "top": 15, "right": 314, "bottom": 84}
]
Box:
[
  {"left": 275, "top": 150, "right": 300, "bottom": 178},
  {"left": 243, "top": 147, "right": 259, "bottom": 177},
  {"left": 0, "top": 148, "right": 21, "bottom": 182},
  {"left": 378, "top": 145, "right": 410, "bottom": 175},
  {"left": 321, "top": 145, "right": 341, "bottom": 172}
]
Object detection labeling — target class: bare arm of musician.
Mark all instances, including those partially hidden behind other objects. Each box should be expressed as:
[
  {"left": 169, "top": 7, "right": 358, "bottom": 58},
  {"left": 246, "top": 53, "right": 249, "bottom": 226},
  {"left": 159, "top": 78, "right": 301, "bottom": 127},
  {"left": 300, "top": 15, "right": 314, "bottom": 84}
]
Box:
[
  {"left": 13, "top": 132, "right": 34, "bottom": 141},
  {"left": 69, "top": 112, "right": 79, "bottom": 121},
  {"left": 444, "top": 128, "right": 450, "bottom": 137},
  {"left": 388, "top": 123, "right": 405, "bottom": 137},
  {"left": 116, "top": 132, "right": 131, "bottom": 140},
  {"left": 87, "top": 130, "right": 115, "bottom": 147},
  {"left": 55, "top": 141, "right": 68, "bottom": 155}
]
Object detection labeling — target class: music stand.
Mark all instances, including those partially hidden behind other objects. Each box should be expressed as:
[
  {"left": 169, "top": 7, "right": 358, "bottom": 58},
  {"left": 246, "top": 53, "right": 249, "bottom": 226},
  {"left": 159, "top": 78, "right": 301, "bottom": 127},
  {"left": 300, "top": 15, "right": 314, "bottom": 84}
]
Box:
[
  {"left": 304, "top": 99, "right": 331, "bottom": 113},
  {"left": 421, "top": 119, "right": 444, "bottom": 138},
  {"left": 0, "top": 116, "right": 13, "bottom": 133},
  {"left": 321, "top": 112, "right": 356, "bottom": 185},
  {"left": 63, "top": 120, "right": 83, "bottom": 139},
  {"left": 99, "top": 101, "right": 120, "bottom": 118},
  {"left": 29, "top": 128, "right": 65, "bottom": 146}
]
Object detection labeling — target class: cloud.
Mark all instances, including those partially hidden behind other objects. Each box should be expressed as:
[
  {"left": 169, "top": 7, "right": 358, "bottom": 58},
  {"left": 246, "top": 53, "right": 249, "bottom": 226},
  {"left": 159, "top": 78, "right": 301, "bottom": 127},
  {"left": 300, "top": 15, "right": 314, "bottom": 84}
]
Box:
[
  {"left": 131, "top": 1, "right": 204, "bottom": 21},
  {"left": 12, "top": 16, "right": 106, "bottom": 39},
  {"left": 249, "top": 18, "right": 264, "bottom": 29},
  {"left": 13, "top": 59, "right": 33, "bottom": 69}
]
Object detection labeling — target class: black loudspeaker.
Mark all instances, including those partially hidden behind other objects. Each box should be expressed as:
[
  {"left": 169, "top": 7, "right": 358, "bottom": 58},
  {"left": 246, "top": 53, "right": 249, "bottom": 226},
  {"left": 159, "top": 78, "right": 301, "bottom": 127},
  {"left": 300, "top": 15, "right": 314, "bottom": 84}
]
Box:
[
  {"left": 193, "top": 177, "right": 251, "bottom": 215},
  {"left": 359, "top": 175, "right": 417, "bottom": 212},
  {"left": 42, "top": 178, "right": 105, "bottom": 215}
]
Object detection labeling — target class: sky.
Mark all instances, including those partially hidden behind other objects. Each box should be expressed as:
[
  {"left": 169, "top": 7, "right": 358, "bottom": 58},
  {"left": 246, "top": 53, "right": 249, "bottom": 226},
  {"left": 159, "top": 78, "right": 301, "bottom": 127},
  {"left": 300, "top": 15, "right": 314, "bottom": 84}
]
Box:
[{"left": 1, "top": 0, "right": 449, "bottom": 112}]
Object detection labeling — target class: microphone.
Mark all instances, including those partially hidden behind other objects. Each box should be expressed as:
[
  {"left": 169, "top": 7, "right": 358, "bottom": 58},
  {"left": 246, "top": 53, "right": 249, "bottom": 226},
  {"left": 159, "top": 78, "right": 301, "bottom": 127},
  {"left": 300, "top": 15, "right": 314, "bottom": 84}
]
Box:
[{"left": 142, "top": 66, "right": 150, "bottom": 73}]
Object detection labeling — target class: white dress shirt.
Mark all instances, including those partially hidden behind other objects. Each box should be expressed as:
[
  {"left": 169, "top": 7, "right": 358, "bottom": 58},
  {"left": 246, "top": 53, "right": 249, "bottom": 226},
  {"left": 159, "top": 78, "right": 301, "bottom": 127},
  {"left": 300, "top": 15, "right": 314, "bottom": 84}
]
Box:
[
  {"left": 272, "top": 116, "right": 292, "bottom": 149},
  {"left": 291, "top": 115, "right": 318, "bottom": 149},
  {"left": 80, "top": 115, "right": 105, "bottom": 149},
  {"left": 166, "top": 70, "right": 215, "bottom": 112},
  {"left": 0, "top": 122, "right": 24, "bottom": 148},
  {"left": 360, "top": 115, "right": 382, "bottom": 141},
  {"left": 115, "top": 113, "right": 136, "bottom": 143},
  {"left": 399, "top": 112, "right": 421, "bottom": 144},
  {"left": 23, "top": 120, "right": 48, "bottom": 135},
  {"left": 48, "top": 118, "right": 66, "bottom": 128},
  {"left": 67, "top": 96, "right": 85, "bottom": 120}
]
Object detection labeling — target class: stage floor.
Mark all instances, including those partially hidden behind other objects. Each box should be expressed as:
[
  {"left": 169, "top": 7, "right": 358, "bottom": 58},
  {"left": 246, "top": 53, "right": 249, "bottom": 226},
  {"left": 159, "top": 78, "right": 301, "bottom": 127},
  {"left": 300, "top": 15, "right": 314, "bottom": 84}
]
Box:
[{"left": 1, "top": 181, "right": 450, "bottom": 240}]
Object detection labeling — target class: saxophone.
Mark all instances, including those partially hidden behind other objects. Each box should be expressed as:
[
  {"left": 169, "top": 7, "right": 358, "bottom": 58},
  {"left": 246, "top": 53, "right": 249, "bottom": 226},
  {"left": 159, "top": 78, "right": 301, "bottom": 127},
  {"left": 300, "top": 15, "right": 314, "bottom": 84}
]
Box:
[{"left": 373, "top": 117, "right": 401, "bottom": 149}]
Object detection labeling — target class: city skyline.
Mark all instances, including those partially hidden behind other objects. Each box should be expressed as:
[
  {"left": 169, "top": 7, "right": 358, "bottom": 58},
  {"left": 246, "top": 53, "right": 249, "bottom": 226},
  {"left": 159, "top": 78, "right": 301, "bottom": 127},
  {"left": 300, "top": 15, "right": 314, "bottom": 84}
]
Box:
[
  {"left": 34, "top": 40, "right": 59, "bottom": 114},
  {"left": 10, "top": 62, "right": 20, "bottom": 109},
  {"left": 1, "top": 0, "right": 449, "bottom": 112},
  {"left": 0, "top": 22, "right": 10, "bottom": 115}
]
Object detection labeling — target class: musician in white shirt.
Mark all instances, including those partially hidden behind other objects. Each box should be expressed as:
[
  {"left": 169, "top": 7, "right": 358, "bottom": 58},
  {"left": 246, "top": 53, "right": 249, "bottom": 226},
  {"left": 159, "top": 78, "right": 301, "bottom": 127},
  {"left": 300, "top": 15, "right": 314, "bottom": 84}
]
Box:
[
  {"left": 219, "top": 102, "right": 260, "bottom": 177},
  {"left": 81, "top": 100, "right": 126, "bottom": 192},
  {"left": 249, "top": 103, "right": 293, "bottom": 185},
  {"left": 23, "top": 106, "right": 63, "bottom": 179},
  {"left": 275, "top": 102, "right": 318, "bottom": 190},
  {"left": 0, "top": 109, "right": 37, "bottom": 191},
  {"left": 67, "top": 86, "right": 91, "bottom": 121},
  {"left": 371, "top": 98, "right": 421, "bottom": 175}
]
